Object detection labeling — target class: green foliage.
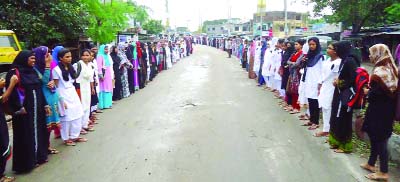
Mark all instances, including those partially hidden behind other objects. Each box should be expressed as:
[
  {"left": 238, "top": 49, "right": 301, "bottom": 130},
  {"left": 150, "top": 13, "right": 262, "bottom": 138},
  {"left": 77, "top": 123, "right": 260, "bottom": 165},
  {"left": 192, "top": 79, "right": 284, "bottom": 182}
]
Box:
[
  {"left": 0, "top": 0, "right": 88, "bottom": 48},
  {"left": 142, "top": 20, "right": 164, "bottom": 35},
  {"left": 82, "top": 0, "right": 138, "bottom": 44},
  {"left": 385, "top": 3, "right": 400, "bottom": 22},
  {"left": 0, "top": 0, "right": 151, "bottom": 47},
  {"left": 394, "top": 123, "right": 400, "bottom": 135},
  {"left": 310, "top": 0, "right": 398, "bottom": 33}
]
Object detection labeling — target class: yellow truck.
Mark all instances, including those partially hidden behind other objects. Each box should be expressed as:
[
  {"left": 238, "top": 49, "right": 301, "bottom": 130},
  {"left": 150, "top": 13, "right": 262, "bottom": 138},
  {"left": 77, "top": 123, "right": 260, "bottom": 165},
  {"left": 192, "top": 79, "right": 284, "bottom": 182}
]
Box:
[{"left": 0, "top": 30, "right": 21, "bottom": 74}]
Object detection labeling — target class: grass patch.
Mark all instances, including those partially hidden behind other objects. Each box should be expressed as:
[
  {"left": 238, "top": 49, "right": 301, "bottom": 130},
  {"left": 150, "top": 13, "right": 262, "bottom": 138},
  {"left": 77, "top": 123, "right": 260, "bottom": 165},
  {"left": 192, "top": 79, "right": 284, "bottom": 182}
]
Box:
[
  {"left": 352, "top": 133, "right": 370, "bottom": 158},
  {"left": 394, "top": 123, "right": 400, "bottom": 135}
]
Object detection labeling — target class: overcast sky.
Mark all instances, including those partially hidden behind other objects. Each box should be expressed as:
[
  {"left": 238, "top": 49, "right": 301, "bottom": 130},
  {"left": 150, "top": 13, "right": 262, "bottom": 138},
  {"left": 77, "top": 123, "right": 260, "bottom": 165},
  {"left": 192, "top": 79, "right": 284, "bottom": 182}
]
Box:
[{"left": 134, "top": 0, "right": 329, "bottom": 31}]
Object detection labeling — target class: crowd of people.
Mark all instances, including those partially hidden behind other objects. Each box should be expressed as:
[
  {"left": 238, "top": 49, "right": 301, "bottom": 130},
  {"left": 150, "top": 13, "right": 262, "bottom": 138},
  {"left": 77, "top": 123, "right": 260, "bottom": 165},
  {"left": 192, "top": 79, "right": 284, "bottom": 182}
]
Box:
[
  {"left": 0, "top": 36, "right": 194, "bottom": 181},
  {"left": 211, "top": 36, "right": 400, "bottom": 181}
]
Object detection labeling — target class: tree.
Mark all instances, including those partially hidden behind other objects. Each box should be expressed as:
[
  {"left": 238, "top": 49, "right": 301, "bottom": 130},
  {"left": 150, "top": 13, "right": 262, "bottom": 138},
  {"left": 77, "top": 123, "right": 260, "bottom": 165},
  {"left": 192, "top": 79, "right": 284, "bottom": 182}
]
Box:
[
  {"left": 82, "top": 0, "right": 139, "bottom": 44},
  {"left": 142, "top": 20, "right": 164, "bottom": 35},
  {"left": 385, "top": 3, "right": 400, "bottom": 22},
  {"left": 0, "top": 0, "right": 88, "bottom": 48},
  {"left": 310, "top": 0, "right": 398, "bottom": 33}
]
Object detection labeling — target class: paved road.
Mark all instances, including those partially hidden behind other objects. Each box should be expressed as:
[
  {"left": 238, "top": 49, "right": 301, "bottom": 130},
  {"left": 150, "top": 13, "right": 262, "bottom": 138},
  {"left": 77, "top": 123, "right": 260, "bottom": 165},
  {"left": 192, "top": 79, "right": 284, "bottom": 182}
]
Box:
[{"left": 11, "top": 45, "right": 399, "bottom": 182}]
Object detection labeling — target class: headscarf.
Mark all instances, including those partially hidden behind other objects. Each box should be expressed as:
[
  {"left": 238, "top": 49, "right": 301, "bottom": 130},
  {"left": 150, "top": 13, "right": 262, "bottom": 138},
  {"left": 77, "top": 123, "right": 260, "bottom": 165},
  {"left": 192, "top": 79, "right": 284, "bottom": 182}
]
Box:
[
  {"left": 98, "top": 45, "right": 111, "bottom": 66},
  {"left": 136, "top": 41, "right": 143, "bottom": 58},
  {"left": 283, "top": 42, "right": 295, "bottom": 62},
  {"left": 52, "top": 46, "right": 64, "bottom": 64},
  {"left": 370, "top": 44, "right": 398, "bottom": 93},
  {"left": 395, "top": 43, "right": 400, "bottom": 64},
  {"left": 261, "top": 41, "right": 267, "bottom": 61},
  {"left": 33, "top": 46, "right": 48, "bottom": 74},
  {"left": 12, "top": 50, "right": 40, "bottom": 85},
  {"left": 250, "top": 40, "right": 256, "bottom": 56},
  {"left": 306, "top": 37, "right": 322, "bottom": 67}
]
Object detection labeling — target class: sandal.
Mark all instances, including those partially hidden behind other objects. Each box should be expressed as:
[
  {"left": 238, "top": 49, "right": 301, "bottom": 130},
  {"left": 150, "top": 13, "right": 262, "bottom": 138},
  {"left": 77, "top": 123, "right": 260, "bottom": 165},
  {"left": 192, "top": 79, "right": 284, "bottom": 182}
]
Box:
[
  {"left": 80, "top": 129, "right": 88, "bottom": 135},
  {"left": 289, "top": 110, "right": 299, "bottom": 114},
  {"left": 64, "top": 140, "right": 76, "bottom": 146},
  {"left": 365, "top": 173, "right": 389, "bottom": 181},
  {"left": 308, "top": 124, "right": 319, "bottom": 130},
  {"left": 360, "top": 163, "right": 377, "bottom": 173},
  {"left": 73, "top": 137, "right": 88, "bottom": 142},
  {"left": 0, "top": 176, "right": 16, "bottom": 182},
  {"left": 301, "top": 122, "right": 313, "bottom": 126},
  {"left": 333, "top": 149, "right": 346, "bottom": 153},
  {"left": 314, "top": 132, "right": 329, "bottom": 137},
  {"left": 48, "top": 148, "right": 59, "bottom": 154}
]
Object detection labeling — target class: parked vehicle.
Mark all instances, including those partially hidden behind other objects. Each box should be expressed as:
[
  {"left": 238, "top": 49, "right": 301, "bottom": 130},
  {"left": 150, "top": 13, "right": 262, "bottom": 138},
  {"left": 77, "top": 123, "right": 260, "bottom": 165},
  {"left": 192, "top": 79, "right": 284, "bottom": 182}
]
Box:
[{"left": 0, "top": 30, "right": 22, "bottom": 76}]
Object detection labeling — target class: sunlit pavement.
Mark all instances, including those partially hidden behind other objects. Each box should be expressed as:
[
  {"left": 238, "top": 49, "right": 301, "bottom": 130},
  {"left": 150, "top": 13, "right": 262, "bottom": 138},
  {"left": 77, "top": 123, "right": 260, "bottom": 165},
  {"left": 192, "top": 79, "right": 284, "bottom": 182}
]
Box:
[{"left": 11, "top": 45, "right": 400, "bottom": 182}]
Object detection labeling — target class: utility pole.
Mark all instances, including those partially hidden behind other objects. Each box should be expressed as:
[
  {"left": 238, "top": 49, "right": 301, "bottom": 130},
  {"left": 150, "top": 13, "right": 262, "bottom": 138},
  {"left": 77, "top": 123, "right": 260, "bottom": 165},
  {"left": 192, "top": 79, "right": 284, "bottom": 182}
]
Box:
[{"left": 284, "top": 0, "right": 288, "bottom": 37}]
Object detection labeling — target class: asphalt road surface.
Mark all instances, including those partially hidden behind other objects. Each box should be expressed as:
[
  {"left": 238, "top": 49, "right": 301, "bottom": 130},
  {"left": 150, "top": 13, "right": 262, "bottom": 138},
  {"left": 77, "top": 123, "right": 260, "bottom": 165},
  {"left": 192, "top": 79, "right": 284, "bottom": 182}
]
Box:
[{"left": 11, "top": 45, "right": 400, "bottom": 182}]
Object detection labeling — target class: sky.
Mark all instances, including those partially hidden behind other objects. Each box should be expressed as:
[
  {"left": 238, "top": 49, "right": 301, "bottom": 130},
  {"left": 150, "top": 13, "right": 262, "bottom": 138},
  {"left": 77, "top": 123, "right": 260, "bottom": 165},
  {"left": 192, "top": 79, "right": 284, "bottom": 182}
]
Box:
[{"left": 134, "top": 0, "right": 328, "bottom": 31}]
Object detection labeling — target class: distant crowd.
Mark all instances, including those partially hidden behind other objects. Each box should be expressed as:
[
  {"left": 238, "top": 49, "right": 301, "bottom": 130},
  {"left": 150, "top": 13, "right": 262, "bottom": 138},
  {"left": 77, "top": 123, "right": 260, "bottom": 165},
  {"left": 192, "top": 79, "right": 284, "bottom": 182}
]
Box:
[
  {"left": 0, "top": 36, "right": 194, "bottom": 181},
  {"left": 209, "top": 36, "right": 400, "bottom": 181}
]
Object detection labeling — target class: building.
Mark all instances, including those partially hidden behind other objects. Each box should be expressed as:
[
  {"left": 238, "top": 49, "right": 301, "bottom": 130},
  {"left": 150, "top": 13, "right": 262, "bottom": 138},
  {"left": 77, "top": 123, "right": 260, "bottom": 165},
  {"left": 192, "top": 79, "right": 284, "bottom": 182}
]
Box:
[
  {"left": 205, "top": 18, "right": 250, "bottom": 36},
  {"left": 253, "top": 11, "right": 308, "bottom": 38}
]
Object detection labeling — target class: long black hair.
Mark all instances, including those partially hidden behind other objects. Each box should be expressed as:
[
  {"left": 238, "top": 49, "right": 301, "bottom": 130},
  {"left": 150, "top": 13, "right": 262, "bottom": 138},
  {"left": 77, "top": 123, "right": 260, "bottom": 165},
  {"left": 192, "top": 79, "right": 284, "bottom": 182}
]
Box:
[{"left": 57, "top": 48, "right": 77, "bottom": 81}]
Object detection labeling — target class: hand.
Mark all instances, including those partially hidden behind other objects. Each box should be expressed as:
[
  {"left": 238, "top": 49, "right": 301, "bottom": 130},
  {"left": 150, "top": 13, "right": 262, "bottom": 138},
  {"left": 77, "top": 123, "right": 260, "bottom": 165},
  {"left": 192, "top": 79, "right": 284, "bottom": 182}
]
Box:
[
  {"left": 45, "top": 106, "right": 52, "bottom": 116},
  {"left": 63, "top": 102, "right": 68, "bottom": 109},
  {"left": 45, "top": 53, "right": 53, "bottom": 65},
  {"left": 91, "top": 88, "right": 95, "bottom": 95},
  {"left": 47, "top": 80, "right": 55, "bottom": 89},
  {"left": 363, "top": 87, "right": 369, "bottom": 95},
  {"left": 318, "top": 84, "right": 322, "bottom": 95},
  {"left": 333, "top": 78, "right": 338, "bottom": 87},
  {"left": 0, "top": 79, "right": 5, "bottom": 89},
  {"left": 10, "top": 75, "right": 19, "bottom": 84},
  {"left": 17, "top": 107, "right": 27, "bottom": 115}
]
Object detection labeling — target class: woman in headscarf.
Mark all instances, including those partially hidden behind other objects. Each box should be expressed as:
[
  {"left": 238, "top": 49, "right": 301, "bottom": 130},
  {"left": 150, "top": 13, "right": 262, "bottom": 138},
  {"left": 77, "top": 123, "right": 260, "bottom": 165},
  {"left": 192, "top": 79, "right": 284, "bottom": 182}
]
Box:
[
  {"left": 301, "top": 37, "right": 324, "bottom": 130},
  {"left": 248, "top": 40, "right": 256, "bottom": 79},
  {"left": 97, "top": 45, "right": 113, "bottom": 109},
  {"left": 280, "top": 41, "right": 295, "bottom": 111},
  {"left": 74, "top": 49, "right": 95, "bottom": 134},
  {"left": 242, "top": 39, "right": 249, "bottom": 69},
  {"left": 328, "top": 41, "right": 358, "bottom": 153},
  {"left": 263, "top": 39, "right": 275, "bottom": 89},
  {"left": 0, "top": 76, "right": 15, "bottom": 182},
  {"left": 315, "top": 42, "right": 341, "bottom": 137},
  {"left": 361, "top": 44, "right": 398, "bottom": 181},
  {"left": 4, "top": 50, "right": 50, "bottom": 173},
  {"left": 258, "top": 40, "right": 268, "bottom": 86},
  {"left": 53, "top": 48, "right": 86, "bottom": 146},
  {"left": 110, "top": 46, "right": 122, "bottom": 101},
  {"left": 118, "top": 44, "right": 133, "bottom": 98},
  {"left": 253, "top": 41, "right": 262, "bottom": 80},
  {"left": 33, "top": 46, "right": 61, "bottom": 154}
]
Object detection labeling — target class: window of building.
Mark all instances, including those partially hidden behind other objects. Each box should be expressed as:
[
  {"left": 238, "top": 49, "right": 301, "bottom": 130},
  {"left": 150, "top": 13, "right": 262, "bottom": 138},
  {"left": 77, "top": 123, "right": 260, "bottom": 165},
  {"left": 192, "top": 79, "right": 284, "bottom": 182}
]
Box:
[
  {"left": 221, "top": 27, "right": 224, "bottom": 30},
  {"left": 262, "top": 25, "right": 267, "bottom": 31},
  {"left": 212, "top": 28, "right": 215, "bottom": 31},
  {"left": 208, "top": 28, "right": 211, "bottom": 31},
  {"left": 280, "top": 26, "right": 284, "bottom": 32},
  {"left": 243, "top": 26, "right": 248, "bottom": 31},
  {"left": 235, "top": 26, "right": 239, "bottom": 31},
  {"left": 296, "top": 15, "right": 301, "bottom": 20}
]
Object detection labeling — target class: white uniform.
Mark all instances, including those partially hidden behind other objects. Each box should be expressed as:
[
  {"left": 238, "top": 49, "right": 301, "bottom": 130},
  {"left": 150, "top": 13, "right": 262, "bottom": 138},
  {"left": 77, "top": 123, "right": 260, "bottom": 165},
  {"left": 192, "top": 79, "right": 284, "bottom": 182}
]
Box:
[
  {"left": 53, "top": 66, "right": 84, "bottom": 140},
  {"left": 318, "top": 58, "right": 341, "bottom": 132},
  {"left": 74, "top": 60, "right": 94, "bottom": 129}
]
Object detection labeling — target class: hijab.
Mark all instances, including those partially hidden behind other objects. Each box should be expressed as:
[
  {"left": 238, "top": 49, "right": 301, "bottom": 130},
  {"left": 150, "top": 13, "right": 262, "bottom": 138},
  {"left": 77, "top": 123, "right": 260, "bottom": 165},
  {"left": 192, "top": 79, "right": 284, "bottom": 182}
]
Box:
[
  {"left": 370, "top": 44, "right": 398, "bottom": 93},
  {"left": 306, "top": 37, "right": 322, "bottom": 67},
  {"left": 33, "top": 46, "right": 48, "bottom": 74},
  {"left": 52, "top": 46, "right": 64, "bottom": 64},
  {"left": 98, "top": 45, "right": 111, "bottom": 67},
  {"left": 395, "top": 43, "right": 400, "bottom": 64},
  {"left": 283, "top": 42, "right": 295, "bottom": 62},
  {"left": 12, "top": 50, "right": 40, "bottom": 85}
]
